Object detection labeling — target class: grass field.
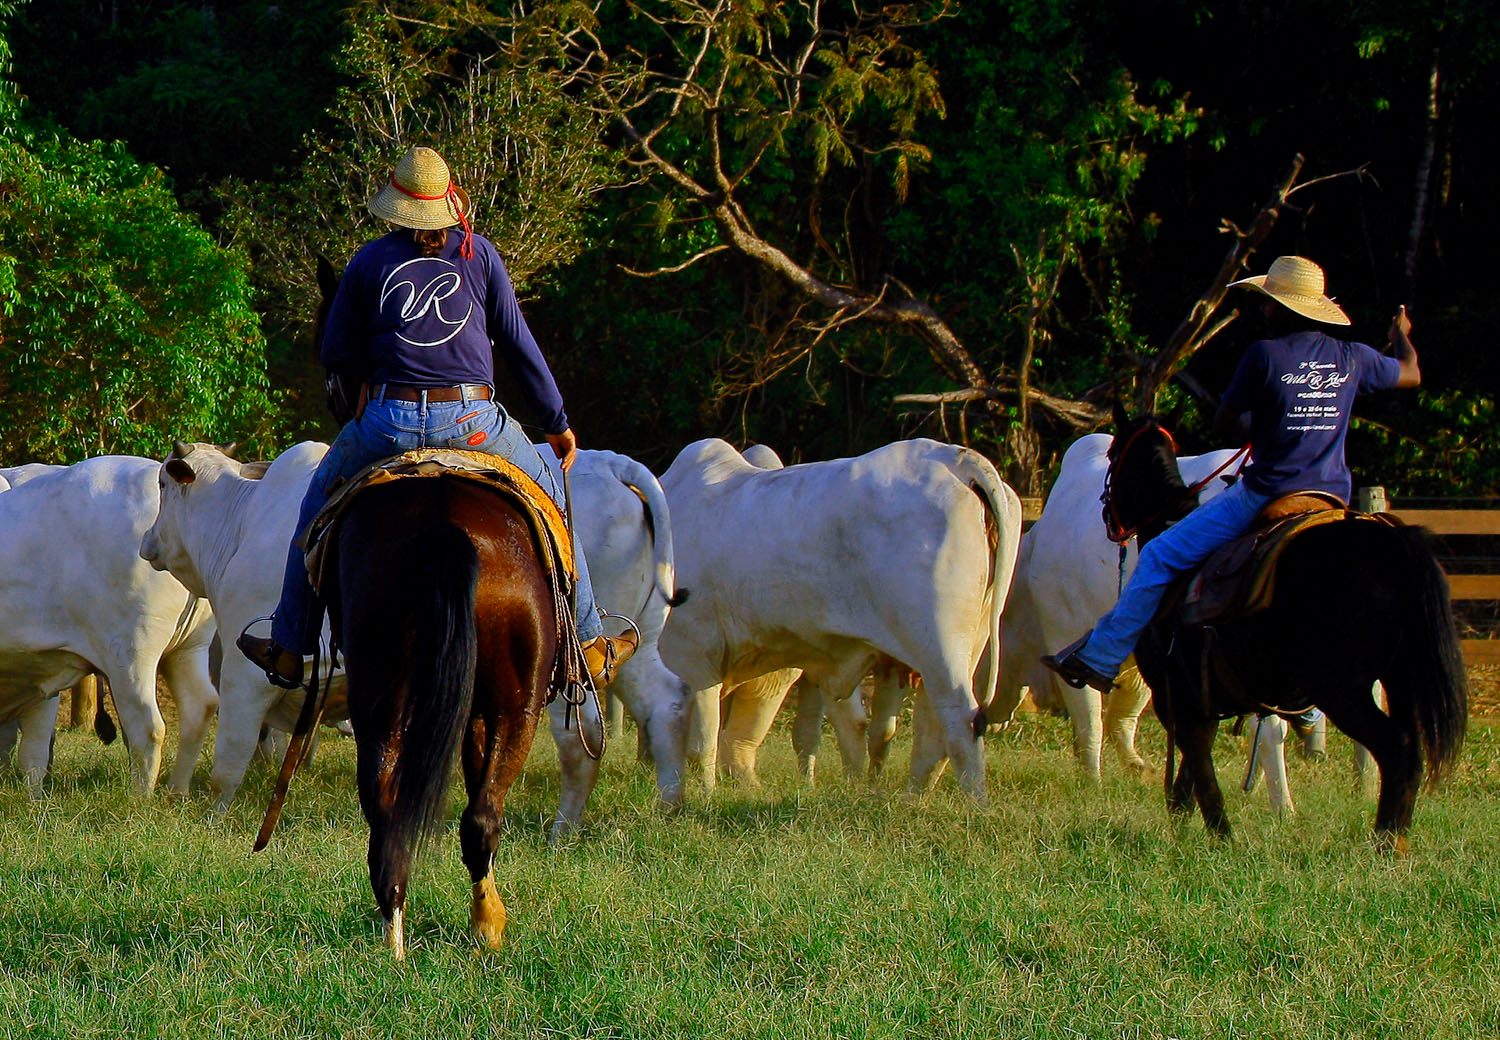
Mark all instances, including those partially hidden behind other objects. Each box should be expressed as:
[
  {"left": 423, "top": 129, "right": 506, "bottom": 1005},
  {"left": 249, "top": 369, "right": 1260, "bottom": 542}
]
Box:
[{"left": 3, "top": 702, "right": 1499, "bottom": 1040}]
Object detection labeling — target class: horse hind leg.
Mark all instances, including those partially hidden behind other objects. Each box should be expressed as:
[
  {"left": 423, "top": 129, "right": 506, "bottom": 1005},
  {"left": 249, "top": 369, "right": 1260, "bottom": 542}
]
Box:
[
  {"left": 361, "top": 781, "right": 414, "bottom": 961},
  {"left": 1320, "top": 684, "right": 1418, "bottom": 849},
  {"left": 1176, "top": 716, "right": 1230, "bottom": 837},
  {"left": 460, "top": 719, "right": 510, "bottom": 951},
  {"left": 461, "top": 705, "right": 540, "bottom": 951}
]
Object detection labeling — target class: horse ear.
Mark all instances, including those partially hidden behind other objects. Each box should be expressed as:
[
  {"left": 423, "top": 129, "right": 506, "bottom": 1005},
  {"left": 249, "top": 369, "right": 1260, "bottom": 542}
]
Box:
[
  {"left": 1163, "top": 403, "right": 1186, "bottom": 433},
  {"left": 1111, "top": 399, "right": 1132, "bottom": 432},
  {"left": 165, "top": 458, "right": 196, "bottom": 485},
  {"left": 218, "top": 441, "right": 240, "bottom": 459},
  {"left": 316, "top": 254, "right": 340, "bottom": 301}
]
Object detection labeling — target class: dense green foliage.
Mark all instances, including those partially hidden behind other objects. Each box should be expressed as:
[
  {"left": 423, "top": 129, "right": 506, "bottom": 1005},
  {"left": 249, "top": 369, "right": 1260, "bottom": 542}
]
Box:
[
  {"left": 3, "top": 713, "right": 1500, "bottom": 1038},
  {"left": 1, "top": 0, "right": 1496, "bottom": 490},
  {"left": 0, "top": 112, "right": 279, "bottom": 461}
]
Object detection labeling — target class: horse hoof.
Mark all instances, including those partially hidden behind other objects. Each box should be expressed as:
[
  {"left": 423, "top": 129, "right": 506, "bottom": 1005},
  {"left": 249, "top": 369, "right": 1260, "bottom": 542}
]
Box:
[
  {"left": 1375, "top": 832, "right": 1410, "bottom": 856},
  {"left": 471, "top": 877, "right": 507, "bottom": 950}
]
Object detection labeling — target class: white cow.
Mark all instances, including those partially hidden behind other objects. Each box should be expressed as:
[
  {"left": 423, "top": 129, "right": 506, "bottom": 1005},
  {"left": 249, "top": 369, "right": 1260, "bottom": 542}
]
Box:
[
  {"left": 660, "top": 437, "right": 1023, "bottom": 801},
  {"left": 700, "top": 443, "right": 870, "bottom": 786},
  {"left": 140, "top": 441, "right": 343, "bottom": 810},
  {"left": 142, "top": 441, "right": 689, "bottom": 832},
  {"left": 990, "top": 432, "right": 1325, "bottom": 812},
  {"left": 543, "top": 448, "right": 691, "bottom": 833},
  {"left": 0, "top": 456, "right": 217, "bottom": 795}
]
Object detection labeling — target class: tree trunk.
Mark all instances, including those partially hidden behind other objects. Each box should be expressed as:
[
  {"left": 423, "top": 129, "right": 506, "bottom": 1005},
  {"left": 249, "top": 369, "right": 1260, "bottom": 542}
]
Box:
[{"left": 1403, "top": 50, "right": 1441, "bottom": 299}]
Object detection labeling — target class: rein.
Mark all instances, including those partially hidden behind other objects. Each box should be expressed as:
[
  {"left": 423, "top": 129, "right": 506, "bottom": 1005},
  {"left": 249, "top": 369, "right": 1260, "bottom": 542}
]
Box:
[{"left": 1101, "top": 421, "right": 1250, "bottom": 545}]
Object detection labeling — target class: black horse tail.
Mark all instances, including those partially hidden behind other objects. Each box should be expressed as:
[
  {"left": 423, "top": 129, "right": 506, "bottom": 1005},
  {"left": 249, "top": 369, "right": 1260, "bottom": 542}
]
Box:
[
  {"left": 1390, "top": 524, "right": 1468, "bottom": 786},
  {"left": 382, "top": 523, "right": 479, "bottom": 871}
]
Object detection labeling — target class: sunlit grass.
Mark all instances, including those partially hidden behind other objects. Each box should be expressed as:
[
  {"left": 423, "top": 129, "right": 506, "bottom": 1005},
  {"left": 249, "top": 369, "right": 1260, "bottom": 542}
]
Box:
[{"left": 2, "top": 710, "right": 1498, "bottom": 1039}]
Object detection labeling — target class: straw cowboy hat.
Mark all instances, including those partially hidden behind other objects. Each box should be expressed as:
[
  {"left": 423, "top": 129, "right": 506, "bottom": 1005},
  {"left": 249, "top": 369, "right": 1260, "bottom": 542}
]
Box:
[
  {"left": 1228, "top": 255, "right": 1351, "bottom": 325},
  {"left": 367, "top": 146, "right": 472, "bottom": 231}
]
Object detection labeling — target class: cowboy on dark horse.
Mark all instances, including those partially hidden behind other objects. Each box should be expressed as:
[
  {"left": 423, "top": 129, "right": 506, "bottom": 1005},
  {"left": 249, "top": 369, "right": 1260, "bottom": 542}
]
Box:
[
  {"left": 238, "top": 145, "right": 637, "bottom": 690},
  {"left": 1043, "top": 255, "right": 1421, "bottom": 693}
]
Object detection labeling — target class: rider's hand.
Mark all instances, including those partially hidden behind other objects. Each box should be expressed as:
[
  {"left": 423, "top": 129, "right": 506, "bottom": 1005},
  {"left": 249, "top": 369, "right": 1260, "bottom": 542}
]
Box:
[
  {"left": 546, "top": 428, "right": 578, "bottom": 472},
  {"left": 1388, "top": 304, "right": 1413, "bottom": 345}
]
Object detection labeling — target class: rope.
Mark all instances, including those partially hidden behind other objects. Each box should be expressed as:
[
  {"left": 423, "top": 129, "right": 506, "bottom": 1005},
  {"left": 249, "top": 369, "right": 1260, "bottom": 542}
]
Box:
[{"left": 553, "top": 468, "right": 605, "bottom": 761}]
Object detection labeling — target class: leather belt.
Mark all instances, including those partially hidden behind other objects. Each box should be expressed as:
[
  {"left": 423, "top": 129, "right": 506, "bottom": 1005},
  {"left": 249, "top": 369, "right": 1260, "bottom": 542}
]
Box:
[{"left": 372, "top": 383, "right": 492, "bottom": 403}]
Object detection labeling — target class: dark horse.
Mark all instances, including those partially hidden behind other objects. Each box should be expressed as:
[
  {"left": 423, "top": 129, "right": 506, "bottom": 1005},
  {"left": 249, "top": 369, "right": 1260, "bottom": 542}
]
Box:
[
  {"left": 1105, "top": 410, "right": 1467, "bottom": 849},
  {"left": 327, "top": 476, "right": 556, "bottom": 958}
]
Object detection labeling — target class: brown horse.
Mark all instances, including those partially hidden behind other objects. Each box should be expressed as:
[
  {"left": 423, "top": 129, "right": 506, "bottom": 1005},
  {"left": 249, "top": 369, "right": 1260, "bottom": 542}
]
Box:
[{"left": 324, "top": 475, "right": 556, "bottom": 959}]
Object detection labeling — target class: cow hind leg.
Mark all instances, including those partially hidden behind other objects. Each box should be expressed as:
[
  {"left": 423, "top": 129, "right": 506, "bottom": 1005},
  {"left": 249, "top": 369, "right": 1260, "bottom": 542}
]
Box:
[
  {"left": 921, "top": 671, "right": 987, "bottom": 804},
  {"left": 16, "top": 696, "right": 61, "bottom": 797},
  {"left": 548, "top": 691, "right": 603, "bottom": 843},
  {"left": 97, "top": 661, "right": 167, "bottom": 796},
  {"left": 867, "top": 671, "right": 906, "bottom": 776},
  {"left": 720, "top": 672, "right": 794, "bottom": 785},
  {"left": 903, "top": 685, "right": 949, "bottom": 794},
  {"left": 1253, "top": 715, "right": 1296, "bottom": 815},
  {"left": 158, "top": 645, "right": 219, "bottom": 794},
  {"left": 799, "top": 658, "right": 874, "bottom": 783},
  {"left": 685, "top": 683, "right": 724, "bottom": 788},
  {"left": 1105, "top": 665, "right": 1152, "bottom": 776},
  {"left": 823, "top": 683, "right": 869, "bottom": 779}
]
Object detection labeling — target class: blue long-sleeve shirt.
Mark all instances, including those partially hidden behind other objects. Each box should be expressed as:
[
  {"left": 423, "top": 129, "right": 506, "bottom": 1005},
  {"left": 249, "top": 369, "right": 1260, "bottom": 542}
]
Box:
[{"left": 320, "top": 229, "right": 569, "bottom": 434}]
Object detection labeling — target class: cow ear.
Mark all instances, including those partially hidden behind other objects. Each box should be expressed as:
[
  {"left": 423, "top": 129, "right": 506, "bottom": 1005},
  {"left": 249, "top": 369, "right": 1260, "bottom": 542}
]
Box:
[
  {"left": 165, "top": 458, "right": 196, "bottom": 485},
  {"left": 172, "top": 439, "right": 192, "bottom": 459},
  {"left": 218, "top": 441, "right": 240, "bottom": 459}
]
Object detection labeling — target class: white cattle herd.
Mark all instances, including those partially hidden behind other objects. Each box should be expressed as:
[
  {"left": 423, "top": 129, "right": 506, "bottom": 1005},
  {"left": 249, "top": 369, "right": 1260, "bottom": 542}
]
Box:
[{"left": 2, "top": 433, "right": 1330, "bottom": 821}]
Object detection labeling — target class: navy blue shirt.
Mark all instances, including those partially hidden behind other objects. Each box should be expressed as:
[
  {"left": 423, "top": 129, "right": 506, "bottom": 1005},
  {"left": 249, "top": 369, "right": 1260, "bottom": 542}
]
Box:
[
  {"left": 320, "top": 229, "right": 569, "bottom": 434},
  {"left": 1220, "top": 330, "right": 1402, "bottom": 502}
]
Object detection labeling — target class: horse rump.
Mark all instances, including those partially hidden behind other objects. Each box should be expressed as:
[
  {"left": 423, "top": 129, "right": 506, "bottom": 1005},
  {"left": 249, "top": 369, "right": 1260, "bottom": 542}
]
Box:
[{"left": 1386, "top": 523, "right": 1468, "bottom": 786}]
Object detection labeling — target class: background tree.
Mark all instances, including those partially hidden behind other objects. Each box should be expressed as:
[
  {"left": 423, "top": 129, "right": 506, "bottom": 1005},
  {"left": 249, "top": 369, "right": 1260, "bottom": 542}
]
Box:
[
  {"left": 2, "top": 0, "right": 1496, "bottom": 494},
  {"left": 0, "top": 128, "right": 279, "bottom": 460},
  {"left": 509, "top": 0, "right": 1198, "bottom": 488},
  {"left": 0, "top": 0, "right": 277, "bottom": 461},
  {"left": 215, "top": 1, "right": 613, "bottom": 442}
]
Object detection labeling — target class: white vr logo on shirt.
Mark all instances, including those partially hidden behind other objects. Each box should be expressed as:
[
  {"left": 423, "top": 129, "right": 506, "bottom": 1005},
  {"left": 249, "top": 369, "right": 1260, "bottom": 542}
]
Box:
[{"left": 380, "top": 257, "right": 475, "bottom": 347}]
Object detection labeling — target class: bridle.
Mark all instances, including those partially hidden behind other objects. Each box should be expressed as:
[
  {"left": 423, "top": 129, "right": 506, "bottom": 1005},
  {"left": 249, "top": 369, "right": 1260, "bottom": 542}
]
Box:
[{"left": 1101, "top": 419, "right": 1250, "bottom": 545}]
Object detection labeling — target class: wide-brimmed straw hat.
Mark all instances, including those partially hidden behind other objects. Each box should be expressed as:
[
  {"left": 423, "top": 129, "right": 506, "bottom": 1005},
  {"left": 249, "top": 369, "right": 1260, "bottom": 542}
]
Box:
[
  {"left": 1228, "top": 255, "right": 1351, "bottom": 325},
  {"left": 367, "top": 146, "right": 472, "bottom": 229}
]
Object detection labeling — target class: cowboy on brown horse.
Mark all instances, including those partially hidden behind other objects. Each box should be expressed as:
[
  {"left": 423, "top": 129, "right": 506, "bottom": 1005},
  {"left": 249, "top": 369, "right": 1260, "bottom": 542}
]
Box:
[{"left": 237, "top": 145, "right": 637, "bottom": 689}]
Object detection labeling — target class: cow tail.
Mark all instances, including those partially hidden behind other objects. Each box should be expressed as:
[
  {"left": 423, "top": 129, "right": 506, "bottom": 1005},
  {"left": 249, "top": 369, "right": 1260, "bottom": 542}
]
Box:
[
  {"left": 950, "top": 448, "right": 1023, "bottom": 721},
  {"left": 604, "top": 451, "right": 689, "bottom": 608}
]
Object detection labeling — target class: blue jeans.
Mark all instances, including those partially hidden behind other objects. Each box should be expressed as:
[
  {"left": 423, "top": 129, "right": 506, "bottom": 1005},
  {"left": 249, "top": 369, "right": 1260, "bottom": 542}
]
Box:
[
  {"left": 1076, "top": 480, "right": 1272, "bottom": 678},
  {"left": 271, "top": 390, "right": 602, "bottom": 653}
]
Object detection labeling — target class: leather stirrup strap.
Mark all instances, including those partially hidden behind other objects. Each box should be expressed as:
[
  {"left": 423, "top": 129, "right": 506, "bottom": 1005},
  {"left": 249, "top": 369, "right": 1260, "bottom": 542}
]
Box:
[{"left": 253, "top": 633, "right": 330, "bottom": 852}]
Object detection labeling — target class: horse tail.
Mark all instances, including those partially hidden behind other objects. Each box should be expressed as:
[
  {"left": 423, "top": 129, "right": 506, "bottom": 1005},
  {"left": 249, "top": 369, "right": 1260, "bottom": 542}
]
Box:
[
  {"left": 949, "top": 447, "right": 1024, "bottom": 725},
  {"left": 384, "top": 523, "right": 479, "bottom": 866},
  {"left": 1389, "top": 524, "right": 1468, "bottom": 785}
]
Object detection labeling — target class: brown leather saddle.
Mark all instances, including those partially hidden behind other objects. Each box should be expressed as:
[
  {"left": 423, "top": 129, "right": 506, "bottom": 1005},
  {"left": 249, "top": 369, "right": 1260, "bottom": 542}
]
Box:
[
  {"left": 302, "top": 448, "right": 576, "bottom": 599},
  {"left": 1174, "top": 491, "right": 1399, "bottom": 628}
]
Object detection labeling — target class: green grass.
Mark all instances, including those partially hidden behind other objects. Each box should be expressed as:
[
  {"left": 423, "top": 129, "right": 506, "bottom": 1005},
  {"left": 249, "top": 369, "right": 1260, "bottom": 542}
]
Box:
[{"left": 3, "top": 713, "right": 1499, "bottom": 1039}]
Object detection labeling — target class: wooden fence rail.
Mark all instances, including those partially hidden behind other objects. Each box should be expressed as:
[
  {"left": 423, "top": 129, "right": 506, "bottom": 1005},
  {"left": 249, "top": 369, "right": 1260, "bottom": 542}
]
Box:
[{"left": 1357, "top": 487, "right": 1500, "bottom": 667}]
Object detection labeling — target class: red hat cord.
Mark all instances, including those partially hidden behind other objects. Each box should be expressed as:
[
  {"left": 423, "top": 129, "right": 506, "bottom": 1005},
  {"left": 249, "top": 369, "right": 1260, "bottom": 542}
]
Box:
[{"left": 389, "top": 175, "right": 475, "bottom": 259}]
